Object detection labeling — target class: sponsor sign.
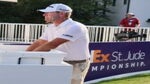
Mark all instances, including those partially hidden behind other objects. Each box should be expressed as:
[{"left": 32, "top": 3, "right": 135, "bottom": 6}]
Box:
[{"left": 85, "top": 42, "right": 150, "bottom": 82}]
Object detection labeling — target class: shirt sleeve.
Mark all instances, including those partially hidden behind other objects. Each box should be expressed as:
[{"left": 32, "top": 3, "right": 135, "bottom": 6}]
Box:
[
  {"left": 136, "top": 18, "right": 140, "bottom": 24},
  {"left": 119, "top": 18, "right": 125, "bottom": 26}
]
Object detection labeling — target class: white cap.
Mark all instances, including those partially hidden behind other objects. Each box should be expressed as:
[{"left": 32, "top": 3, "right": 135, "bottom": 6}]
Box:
[
  {"left": 38, "top": 3, "right": 72, "bottom": 13},
  {"left": 127, "top": 12, "right": 135, "bottom": 16}
]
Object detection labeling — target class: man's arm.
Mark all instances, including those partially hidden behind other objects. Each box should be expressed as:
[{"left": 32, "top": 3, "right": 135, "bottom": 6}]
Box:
[
  {"left": 26, "top": 39, "right": 48, "bottom": 51},
  {"left": 135, "top": 18, "right": 140, "bottom": 27},
  {"left": 136, "top": 21, "right": 140, "bottom": 27},
  {"left": 33, "top": 38, "right": 69, "bottom": 51},
  {"left": 136, "top": 24, "right": 140, "bottom": 27}
]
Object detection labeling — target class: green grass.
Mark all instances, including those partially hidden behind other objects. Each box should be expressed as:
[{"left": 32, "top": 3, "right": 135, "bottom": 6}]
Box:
[{"left": 94, "top": 73, "right": 150, "bottom": 84}]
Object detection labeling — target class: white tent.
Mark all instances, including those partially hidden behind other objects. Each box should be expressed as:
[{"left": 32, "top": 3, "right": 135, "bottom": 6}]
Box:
[{"left": 0, "top": 0, "right": 17, "bottom": 2}]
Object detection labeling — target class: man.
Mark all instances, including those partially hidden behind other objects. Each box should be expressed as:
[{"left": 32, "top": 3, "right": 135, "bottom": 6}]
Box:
[
  {"left": 26, "top": 3, "right": 90, "bottom": 84},
  {"left": 119, "top": 12, "right": 140, "bottom": 27},
  {"left": 115, "top": 13, "right": 141, "bottom": 41}
]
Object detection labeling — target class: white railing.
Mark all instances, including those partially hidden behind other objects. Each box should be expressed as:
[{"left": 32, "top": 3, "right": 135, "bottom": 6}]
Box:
[
  {"left": 0, "top": 23, "right": 150, "bottom": 43},
  {"left": 88, "top": 26, "right": 149, "bottom": 42},
  {"left": 0, "top": 23, "right": 46, "bottom": 43}
]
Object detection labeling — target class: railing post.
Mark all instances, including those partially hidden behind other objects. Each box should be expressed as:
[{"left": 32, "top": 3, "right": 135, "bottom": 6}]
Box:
[
  {"left": 24, "top": 24, "right": 30, "bottom": 43},
  {"left": 146, "top": 28, "right": 150, "bottom": 41},
  {"left": 8, "top": 24, "right": 15, "bottom": 41}
]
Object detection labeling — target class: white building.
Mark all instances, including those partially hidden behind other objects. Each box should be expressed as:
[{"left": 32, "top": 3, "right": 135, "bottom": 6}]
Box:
[{"left": 108, "top": 0, "right": 150, "bottom": 27}]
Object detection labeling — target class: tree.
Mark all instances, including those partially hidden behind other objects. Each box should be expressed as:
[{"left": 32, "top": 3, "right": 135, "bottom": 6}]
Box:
[{"left": 0, "top": 0, "right": 113, "bottom": 25}]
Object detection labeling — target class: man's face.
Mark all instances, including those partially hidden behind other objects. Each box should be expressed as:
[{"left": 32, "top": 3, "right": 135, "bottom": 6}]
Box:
[{"left": 43, "top": 12, "right": 60, "bottom": 23}]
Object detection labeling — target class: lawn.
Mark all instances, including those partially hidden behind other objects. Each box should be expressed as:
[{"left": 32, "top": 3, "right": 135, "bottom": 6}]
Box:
[{"left": 94, "top": 73, "right": 150, "bottom": 84}]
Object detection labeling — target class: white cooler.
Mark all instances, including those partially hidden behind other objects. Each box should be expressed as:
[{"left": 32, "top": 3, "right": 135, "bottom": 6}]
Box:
[{"left": 0, "top": 43, "right": 73, "bottom": 84}]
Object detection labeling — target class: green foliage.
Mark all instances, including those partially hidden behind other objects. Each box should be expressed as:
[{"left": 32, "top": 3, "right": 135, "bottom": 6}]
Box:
[{"left": 0, "top": 0, "right": 113, "bottom": 25}]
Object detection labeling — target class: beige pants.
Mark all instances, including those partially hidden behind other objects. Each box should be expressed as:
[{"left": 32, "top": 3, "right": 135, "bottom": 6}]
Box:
[{"left": 68, "top": 60, "right": 90, "bottom": 84}]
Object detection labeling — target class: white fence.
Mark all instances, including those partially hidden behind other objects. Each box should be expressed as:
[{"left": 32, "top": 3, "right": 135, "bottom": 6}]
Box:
[
  {"left": 0, "top": 23, "right": 150, "bottom": 43},
  {"left": 0, "top": 23, "right": 46, "bottom": 43}
]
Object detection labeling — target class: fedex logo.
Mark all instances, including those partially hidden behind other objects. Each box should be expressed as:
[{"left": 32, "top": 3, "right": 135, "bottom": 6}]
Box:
[
  {"left": 91, "top": 50, "right": 110, "bottom": 63},
  {"left": 91, "top": 50, "right": 145, "bottom": 63}
]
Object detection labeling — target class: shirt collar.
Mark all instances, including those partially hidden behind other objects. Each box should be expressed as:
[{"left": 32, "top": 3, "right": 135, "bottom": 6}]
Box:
[{"left": 57, "top": 18, "right": 73, "bottom": 28}]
